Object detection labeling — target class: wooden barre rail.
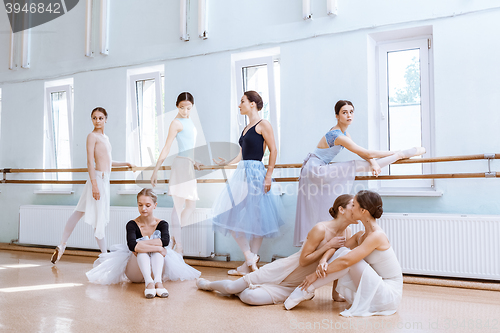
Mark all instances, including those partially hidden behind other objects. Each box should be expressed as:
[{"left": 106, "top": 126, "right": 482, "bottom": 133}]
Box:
[
  {"left": 1, "top": 153, "right": 498, "bottom": 174},
  {"left": 2, "top": 172, "right": 499, "bottom": 184}
]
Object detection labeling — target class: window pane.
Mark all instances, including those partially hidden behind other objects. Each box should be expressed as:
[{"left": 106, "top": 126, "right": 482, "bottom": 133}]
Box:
[
  {"left": 50, "top": 91, "right": 71, "bottom": 180},
  {"left": 135, "top": 79, "right": 158, "bottom": 166},
  {"left": 387, "top": 49, "right": 422, "bottom": 175},
  {"left": 0, "top": 89, "right": 2, "bottom": 144},
  {"left": 243, "top": 65, "right": 271, "bottom": 163}
]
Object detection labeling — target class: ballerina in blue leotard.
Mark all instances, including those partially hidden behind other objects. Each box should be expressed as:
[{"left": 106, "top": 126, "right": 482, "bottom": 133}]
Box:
[
  {"left": 151, "top": 92, "right": 202, "bottom": 254},
  {"left": 294, "top": 100, "right": 426, "bottom": 246}
]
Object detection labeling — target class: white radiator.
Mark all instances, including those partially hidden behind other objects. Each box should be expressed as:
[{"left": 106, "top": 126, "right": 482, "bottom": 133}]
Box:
[
  {"left": 350, "top": 213, "right": 500, "bottom": 280},
  {"left": 18, "top": 205, "right": 214, "bottom": 258}
]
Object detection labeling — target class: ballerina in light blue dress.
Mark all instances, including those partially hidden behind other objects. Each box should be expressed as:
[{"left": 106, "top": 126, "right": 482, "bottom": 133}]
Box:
[
  {"left": 212, "top": 91, "right": 285, "bottom": 276},
  {"left": 294, "top": 100, "right": 426, "bottom": 246}
]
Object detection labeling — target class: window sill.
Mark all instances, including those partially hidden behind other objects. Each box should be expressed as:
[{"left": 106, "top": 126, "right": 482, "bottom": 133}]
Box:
[
  {"left": 34, "top": 190, "right": 75, "bottom": 195},
  {"left": 375, "top": 189, "right": 443, "bottom": 197},
  {"left": 117, "top": 189, "right": 168, "bottom": 195}
]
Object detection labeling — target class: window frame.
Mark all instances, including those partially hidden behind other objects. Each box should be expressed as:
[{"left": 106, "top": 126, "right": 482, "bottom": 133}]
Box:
[
  {"left": 129, "top": 71, "right": 163, "bottom": 167},
  {"left": 374, "top": 36, "right": 434, "bottom": 191},
  {"left": 234, "top": 56, "right": 280, "bottom": 162},
  {"left": 42, "top": 84, "right": 74, "bottom": 192}
]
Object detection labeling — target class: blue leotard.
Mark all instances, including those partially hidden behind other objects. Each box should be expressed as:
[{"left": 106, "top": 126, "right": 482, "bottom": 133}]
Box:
[
  {"left": 176, "top": 117, "right": 197, "bottom": 159},
  {"left": 312, "top": 129, "right": 346, "bottom": 163}
]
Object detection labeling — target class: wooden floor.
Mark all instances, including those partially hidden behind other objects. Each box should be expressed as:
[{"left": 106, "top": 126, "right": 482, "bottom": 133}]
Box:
[{"left": 1, "top": 250, "right": 499, "bottom": 333}]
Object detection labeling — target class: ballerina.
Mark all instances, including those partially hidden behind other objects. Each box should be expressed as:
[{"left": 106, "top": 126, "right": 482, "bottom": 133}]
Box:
[
  {"left": 86, "top": 188, "right": 200, "bottom": 298},
  {"left": 151, "top": 92, "right": 201, "bottom": 254},
  {"left": 285, "top": 190, "right": 403, "bottom": 317},
  {"left": 196, "top": 194, "right": 355, "bottom": 305},
  {"left": 294, "top": 100, "right": 425, "bottom": 246},
  {"left": 211, "top": 91, "right": 285, "bottom": 276},
  {"left": 51, "top": 107, "right": 133, "bottom": 264}
]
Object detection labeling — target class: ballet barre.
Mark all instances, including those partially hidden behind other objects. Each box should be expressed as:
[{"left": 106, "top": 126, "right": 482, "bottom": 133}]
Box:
[{"left": 1, "top": 153, "right": 498, "bottom": 184}]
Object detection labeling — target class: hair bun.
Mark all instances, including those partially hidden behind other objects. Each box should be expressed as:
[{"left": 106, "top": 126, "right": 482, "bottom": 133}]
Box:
[
  {"left": 329, "top": 207, "right": 336, "bottom": 218},
  {"left": 371, "top": 205, "right": 383, "bottom": 219}
]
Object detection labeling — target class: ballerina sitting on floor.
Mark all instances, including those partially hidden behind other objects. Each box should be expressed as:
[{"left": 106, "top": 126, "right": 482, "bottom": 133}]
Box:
[
  {"left": 196, "top": 194, "right": 355, "bottom": 306},
  {"left": 86, "top": 188, "right": 200, "bottom": 298}
]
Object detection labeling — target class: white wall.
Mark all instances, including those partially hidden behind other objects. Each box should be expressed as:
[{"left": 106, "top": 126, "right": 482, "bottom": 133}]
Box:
[{"left": 1, "top": 1, "right": 499, "bottom": 261}]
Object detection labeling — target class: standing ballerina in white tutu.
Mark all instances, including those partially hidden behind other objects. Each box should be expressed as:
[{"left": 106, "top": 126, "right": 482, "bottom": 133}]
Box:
[
  {"left": 212, "top": 91, "right": 285, "bottom": 276},
  {"left": 86, "top": 189, "right": 200, "bottom": 298},
  {"left": 151, "top": 92, "right": 202, "bottom": 254},
  {"left": 294, "top": 100, "right": 426, "bottom": 246},
  {"left": 51, "top": 107, "right": 133, "bottom": 264},
  {"left": 196, "top": 194, "right": 355, "bottom": 305},
  {"left": 285, "top": 190, "right": 403, "bottom": 317}
]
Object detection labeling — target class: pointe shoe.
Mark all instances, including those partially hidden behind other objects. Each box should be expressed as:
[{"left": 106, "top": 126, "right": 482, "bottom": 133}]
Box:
[
  {"left": 246, "top": 254, "right": 260, "bottom": 272},
  {"left": 412, "top": 147, "right": 426, "bottom": 157},
  {"left": 144, "top": 288, "right": 156, "bottom": 299},
  {"left": 156, "top": 288, "right": 169, "bottom": 298},
  {"left": 50, "top": 244, "right": 66, "bottom": 264},
  {"left": 284, "top": 287, "right": 315, "bottom": 310},
  {"left": 196, "top": 278, "right": 213, "bottom": 291}
]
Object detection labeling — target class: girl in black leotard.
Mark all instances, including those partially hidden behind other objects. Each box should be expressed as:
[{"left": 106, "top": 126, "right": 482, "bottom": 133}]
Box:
[
  {"left": 211, "top": 91, "right": 285, "bottom": 276},
  {"left": 86, "top": 189, "right": 200, "bottom": 298}
]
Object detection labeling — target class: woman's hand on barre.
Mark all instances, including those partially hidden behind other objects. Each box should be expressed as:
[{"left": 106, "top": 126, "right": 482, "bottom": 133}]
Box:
[
  {"left": 213, "top": 157, "right": 227, "bottom": 166},
  {"left": 194, "top": 161, "right": 204, "bottom": 170}
]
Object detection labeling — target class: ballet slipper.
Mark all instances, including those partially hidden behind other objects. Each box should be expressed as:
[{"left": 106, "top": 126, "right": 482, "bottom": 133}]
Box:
[
  {"left": 156, "top": 288, "right": 169, "bottom": 298},
  {"left": 284, "top": 286, "right": 315, "bottom": 310},
  {"left": 332, "top": 291, "right": 346, "bottom": 302},
  {"left": 144, "top": 288, "right": 156, "bottom": 299},
  {"left": 196, "top": 278, "right": 213, "bottom": 291},
  {"left": 227, "top": 269, "right": 247, "bottom": 276},
  {"left": 50, "top": 244, "right": 66, "bottom": 264},
  {"left": 228, "top": 263, "right": 250, "bottom": 276},
  {"left": 174, "top": 241, "right": 183, "bottom": 255},
  {"left": 246, "top": 254, "right": 260, "bottom": 272},
  {"left": 400, "top": 147, "right": 426, "bottom": 159}
]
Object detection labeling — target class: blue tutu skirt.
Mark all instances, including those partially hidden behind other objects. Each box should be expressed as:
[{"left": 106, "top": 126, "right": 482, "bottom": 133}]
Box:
[
  {"left": 86, "top": 244, "right": 201, "bottom": 285},
  {"left": 212, "top": 160, "right": 285, "bottom": 240}
]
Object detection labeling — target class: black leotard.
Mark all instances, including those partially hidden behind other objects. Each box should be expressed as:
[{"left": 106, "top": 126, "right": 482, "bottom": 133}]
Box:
[
  {"left": 239, "top": 120, "right": 264, "bottom": 161},
  {"left": 126, "top": 220, "right": 170, "bottom": 252}
]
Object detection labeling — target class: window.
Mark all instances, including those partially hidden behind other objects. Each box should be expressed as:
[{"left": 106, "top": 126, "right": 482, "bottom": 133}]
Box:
[
  {"left": 376, "top": 37, "right": 433, "bottom": 190},
  {"left": 0, "top": 89, "right": 2, "bottom": 147},
  {"left": 42, "top": 81, "right": 74, "bottom": 191},
  {"left": 129, "top": 72, "right": 163, "bottom": 167},
  {"left": 234, "top": 56, "right": 281, "bottom": 164}
]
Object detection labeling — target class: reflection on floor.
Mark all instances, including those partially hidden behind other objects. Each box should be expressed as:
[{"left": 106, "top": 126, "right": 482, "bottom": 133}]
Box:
[{"left": 0, "top": 250, "right": 499, "bottom": 333}]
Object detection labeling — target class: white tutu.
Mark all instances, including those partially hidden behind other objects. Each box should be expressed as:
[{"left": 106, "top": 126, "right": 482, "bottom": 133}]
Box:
[
  {"left": 86, "top": 244, "right": 201, "bottom": 285},
  {"left": 168, "top": 156, "right": 199, "bottom": 200},
  {"left": 75, "top": 171, "right": 111, "bottom": 240},
  {"left": 334, "top": 247, "right": 403, "bottom": 317}
]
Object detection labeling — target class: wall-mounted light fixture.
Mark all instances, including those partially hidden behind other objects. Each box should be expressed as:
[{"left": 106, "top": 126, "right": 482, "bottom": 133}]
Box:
[
  {"left": 303, "top": 0, "right": 312, "bottom": 20},
  {"left": 85, "top": 0, "right": 93, "bottom": 57},
  {"left": 327, "top": 0, "right": 338, "bottom": 16},
  {"left": 9, "top": 31, "right": 15, "bottom": 70},
  {"left": 8, "top": 10, "right": 16, "bottom": 70},
  {"left": 198, "top": 0, "right": 208, "bottom": 39},
  {"left": 100, "top": 0, "right": 109, "bottom": 54},
  {"left": 180, "top": 0, "right": 190, "bottom": 41},
  {"left": 21, "top": 27, "right": 30, "bottom": 68}
]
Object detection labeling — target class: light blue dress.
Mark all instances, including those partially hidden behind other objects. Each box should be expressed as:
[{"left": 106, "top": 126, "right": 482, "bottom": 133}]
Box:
[
  {"left": 212, "top": 121, "right": 285, "bottom": 240},
  {"left": 293, "top": 129, "right": 356, "bottom": 246}
]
